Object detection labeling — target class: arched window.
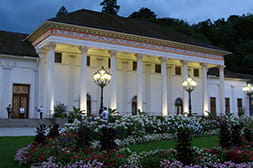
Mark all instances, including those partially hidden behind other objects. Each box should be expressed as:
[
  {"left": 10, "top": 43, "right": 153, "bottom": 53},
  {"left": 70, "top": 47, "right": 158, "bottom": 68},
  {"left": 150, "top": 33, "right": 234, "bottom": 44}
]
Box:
[
  {"left": 175, "top": 98, "right": 183, "bottom": 115},
  {"left": 87, "top": 94, "right": 91, "bottom": 116},
  {"left": 131, "top": 96, "right": 137, "bottom": 115}
]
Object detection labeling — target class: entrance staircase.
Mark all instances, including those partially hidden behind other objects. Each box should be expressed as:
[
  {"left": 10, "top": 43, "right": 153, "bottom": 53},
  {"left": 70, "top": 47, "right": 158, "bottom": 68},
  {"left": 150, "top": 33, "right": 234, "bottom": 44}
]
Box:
[{"left": 0, "top": 118, "right": 67, "bottom": 128}]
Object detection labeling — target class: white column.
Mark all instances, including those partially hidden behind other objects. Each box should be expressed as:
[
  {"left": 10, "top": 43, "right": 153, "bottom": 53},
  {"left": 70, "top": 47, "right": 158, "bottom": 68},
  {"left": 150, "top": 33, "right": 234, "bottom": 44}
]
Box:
[
  {"left": 201, "top": 63, "right": 208, "bottom": 116},
  {"left": 36, "top": 48, "right": 47, "bottom": 118},
  {"left": 110, "top": 50, "right": 117, "bottom": 110},
  {"left": 161, "top": 57, "right": 168, "bottom": 116},
  {"left": 47, "top": 42, "right": 56, "bottom": 117},
  {"left": 219, "top": 65, "right": 225, "bottom": 116},
  {"left": 136, "top": 54, "right": 144, "bottom": 112},
  {"left": 1, "top": 65, "right": 12, "bottom": 118},
  {"left": 231, "top": 85, "right": 236, "bottom": 116},
  {"left": 182, "top": 60, "right": 189, "bottom": 115},
  {"left": 79, "top": 46, "right": 89, "bottom": 113}
]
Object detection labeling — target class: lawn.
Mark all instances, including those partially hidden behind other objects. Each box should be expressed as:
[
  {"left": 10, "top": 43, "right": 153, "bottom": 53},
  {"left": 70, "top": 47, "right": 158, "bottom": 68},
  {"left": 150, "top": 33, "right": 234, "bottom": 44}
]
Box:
[
  {"left": 129, "top": 136, "right": 219, "bottom": 153},
  {"left": 0, "top": 136, "right": 218, "bottom": 168},
  {"left": 0, "top": 136, "right": 34, "bottom": 168}
]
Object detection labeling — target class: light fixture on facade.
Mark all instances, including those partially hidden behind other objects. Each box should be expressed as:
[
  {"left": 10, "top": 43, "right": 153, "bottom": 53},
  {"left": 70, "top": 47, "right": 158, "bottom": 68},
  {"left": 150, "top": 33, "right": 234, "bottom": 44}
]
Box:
[
  {"left": 182, "top": 75, "right": 197, "bottom": 117},
  {"left": 93, "top": 66, "right": 112, "bottom": 114},
  {"left": 242, "top": 83, "right": 253, "bottom": 116}
]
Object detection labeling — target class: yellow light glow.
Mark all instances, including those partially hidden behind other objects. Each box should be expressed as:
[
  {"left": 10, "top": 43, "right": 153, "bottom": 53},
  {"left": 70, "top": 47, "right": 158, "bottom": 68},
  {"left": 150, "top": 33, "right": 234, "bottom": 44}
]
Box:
[
  {"left": 182, "top": 76, "right": 197, "bottom": 92},
  {"left": 243, "top": 83, "right": 253, "bottom": 95}
]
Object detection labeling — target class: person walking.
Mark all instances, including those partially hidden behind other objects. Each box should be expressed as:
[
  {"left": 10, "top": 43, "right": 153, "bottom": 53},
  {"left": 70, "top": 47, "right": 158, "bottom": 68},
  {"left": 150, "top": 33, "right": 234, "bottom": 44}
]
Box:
[
  {"left": 100, "top": 107, "right": 109, "bottom": 120},
  {"left": 6, "top": 104, "right": 12, "bottom": 119},
  {"left": 38, "top": 105, "right": 44, "bottom": 119},
  {"left": 19, "top": 106, "right": 25, "bottom": 119}
]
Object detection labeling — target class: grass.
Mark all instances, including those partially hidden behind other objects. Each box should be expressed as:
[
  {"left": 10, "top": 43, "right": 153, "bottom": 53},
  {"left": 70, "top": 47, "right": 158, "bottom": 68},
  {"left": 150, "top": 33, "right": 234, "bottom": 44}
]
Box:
[
  {"left": 0, "top": 136, "right": 218, "bottom": 168},
  {"left": 129, "top": 136, "right": 219, "bottom": 153},
  {"left": 0, "top": 136, "right": 34, "bottom": 168}
]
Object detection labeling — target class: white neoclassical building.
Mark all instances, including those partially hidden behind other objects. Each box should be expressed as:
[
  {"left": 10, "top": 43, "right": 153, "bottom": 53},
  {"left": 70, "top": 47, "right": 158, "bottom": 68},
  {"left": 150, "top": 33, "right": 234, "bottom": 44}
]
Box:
[{"left": 0, "top": 9, "right": 252, "bottom": 119}]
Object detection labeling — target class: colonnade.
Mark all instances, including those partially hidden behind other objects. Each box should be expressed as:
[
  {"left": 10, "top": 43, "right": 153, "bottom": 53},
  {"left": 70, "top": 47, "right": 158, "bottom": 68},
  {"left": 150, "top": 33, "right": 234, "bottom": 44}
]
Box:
[{"left": 42, "top": 42, "right": 225, "bottom": 116}]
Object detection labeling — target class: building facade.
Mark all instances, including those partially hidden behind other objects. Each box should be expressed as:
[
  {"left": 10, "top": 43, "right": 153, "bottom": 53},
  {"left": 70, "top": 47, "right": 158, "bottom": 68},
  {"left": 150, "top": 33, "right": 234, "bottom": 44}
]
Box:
[{"left": 0, "top": 9, "right": 251, "bottom": 119}]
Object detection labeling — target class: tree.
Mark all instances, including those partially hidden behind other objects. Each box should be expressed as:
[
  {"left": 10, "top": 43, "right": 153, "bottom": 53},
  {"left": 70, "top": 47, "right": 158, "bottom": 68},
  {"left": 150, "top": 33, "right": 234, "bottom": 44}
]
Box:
[
  {"left": 100, "top": 0, "right": 120, "bottom": 15},
  {"left": 56, "top": 6, "right": 68, "bottom": 17},
  {"left": 128, "top": 8, "right": 157, "bottom": 21}
]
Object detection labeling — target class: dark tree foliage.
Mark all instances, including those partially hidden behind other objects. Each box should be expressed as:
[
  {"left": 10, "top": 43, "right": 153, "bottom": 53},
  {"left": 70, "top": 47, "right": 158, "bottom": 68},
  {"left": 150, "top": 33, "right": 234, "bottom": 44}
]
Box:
[
  {"left": 143, "top": 11, "right": 253, "bottom": 75},
  {"left": 56, "top": 6, "right": 68, "bottom": 17},
  {"left": 100, "top": 126, "right": 117, "bottom": 150},
  {"left": 175, "top": 127, "right": 194, "bottom": 165},
  {"left": 47, "top": 124, "right": 60, "bottom": 138},
  {"left": 100, "top": 0, "right": 120, "bottom": 15},
  {"left": 34, "top": 124, "right": 47, "bottom": 145},
  {"left": 157, "top": 18, "right": 191, "bottom": 34},
  {"left": 129, "top": 8, "right": 157, "bottom": 21},
  {"left": 190, "top": 14, "right": 253, "bottom": 74}
]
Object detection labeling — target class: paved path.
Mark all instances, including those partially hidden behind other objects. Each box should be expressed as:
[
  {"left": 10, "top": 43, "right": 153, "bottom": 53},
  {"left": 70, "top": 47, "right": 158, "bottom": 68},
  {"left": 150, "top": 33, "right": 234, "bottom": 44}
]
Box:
[{"left": 0, "top": 128, "right": 36, "bottom": 136}]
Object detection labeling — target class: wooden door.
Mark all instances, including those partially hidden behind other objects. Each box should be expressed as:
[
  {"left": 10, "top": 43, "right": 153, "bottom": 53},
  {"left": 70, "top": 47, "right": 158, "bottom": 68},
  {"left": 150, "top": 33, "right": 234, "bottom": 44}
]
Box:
[{"left": 12, "top": 85, "right": 29, "bottom": 119}]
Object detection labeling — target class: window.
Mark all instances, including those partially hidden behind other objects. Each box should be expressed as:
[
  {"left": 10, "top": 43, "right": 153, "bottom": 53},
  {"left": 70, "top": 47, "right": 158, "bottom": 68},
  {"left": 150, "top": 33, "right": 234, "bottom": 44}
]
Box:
[
  {"left": 175, "top": 66, "right": 181, "bottom": 75},
  {"left": 237, "top": 98, "right": 243, "bottom": 115},
  {"left": 210, "top": 97, "right": 216, "bottom": 115},
  {"left": 108, "top": 58, "right": 111, "bottom": 68},
  {"left": 131, "top": 96, "right": 137, "bottom": 115},
  {"left": 55, "top": 52, "right": 62, "bottom": 63},
  {"left": 133, "top": 61, "right": 137, "bottom": 71},
  {"left": 87, "top": 56, "right": 90, "bottom": 66},
  {"left": 175, "top": 98, "right": 183, "bottom": 115},
  {"left": 193, "top": 68, "right": 199, "bottom": 77},
  {"left": 87, "top": 94, "right": 91, "bottom": 116},
  {"left": 225, "top": 97, "right": 230, "bottom": 114},
  {"left": 155, "top": 64, "right": 161, "bottom": 73}
]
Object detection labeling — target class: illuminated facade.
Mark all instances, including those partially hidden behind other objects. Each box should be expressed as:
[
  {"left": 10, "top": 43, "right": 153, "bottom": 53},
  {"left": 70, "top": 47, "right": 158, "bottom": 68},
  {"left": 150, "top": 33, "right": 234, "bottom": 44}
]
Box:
[{"left": 0, "top": 10, "right": 251, "bottom": 118}]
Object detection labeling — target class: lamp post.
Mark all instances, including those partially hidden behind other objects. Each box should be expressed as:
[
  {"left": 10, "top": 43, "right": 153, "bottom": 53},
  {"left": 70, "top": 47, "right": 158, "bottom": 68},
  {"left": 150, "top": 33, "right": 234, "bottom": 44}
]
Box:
[
  {"left": 242, "top": 83, "right": 253, "bottom": 116},
  {"left": 182, "top": 76, "right": 197, "bottom": 117},
  {"left": 93, "top": 66, "right": 112, "bottom": 114}
]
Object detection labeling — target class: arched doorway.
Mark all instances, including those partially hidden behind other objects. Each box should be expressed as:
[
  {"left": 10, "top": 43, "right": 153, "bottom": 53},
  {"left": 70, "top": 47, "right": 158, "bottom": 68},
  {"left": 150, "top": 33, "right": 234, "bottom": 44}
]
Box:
[
  {"left": 175, "top": 98, "right": 183, "bottom": 115},
  {"left": 131, "top": 96, "right": 137, "bottom": 115},
  {"left": 87, "top": 94, "right": 91, "bottom": 116}
]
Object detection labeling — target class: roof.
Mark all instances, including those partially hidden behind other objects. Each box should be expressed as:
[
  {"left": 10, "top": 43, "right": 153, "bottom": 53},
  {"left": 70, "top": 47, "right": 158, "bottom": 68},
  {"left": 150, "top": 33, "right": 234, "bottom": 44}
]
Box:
[
  {"left": 0, "top": 30, "right": 37, "bottom": 57},
  {"left": 208, "top": 67, "right": 253, "bottom": 80},
  {"left": 48, "top": 9, "right": 225, "bottom": 51}
]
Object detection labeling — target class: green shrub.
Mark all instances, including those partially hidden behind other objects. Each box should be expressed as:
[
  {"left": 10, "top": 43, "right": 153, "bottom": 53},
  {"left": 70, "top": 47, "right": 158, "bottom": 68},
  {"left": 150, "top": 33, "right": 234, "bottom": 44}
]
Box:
[
  {"left": 219, "top": 120, "right": 231, "bottom": 148},
  {"left": 68, "top": 106, "right": 83, "bottom": 123},
  {"left": 47, "top": 124, "right": 60, "bottom": 138},
  {"left": 100, "top": 126, "right": 117, "bottom": 150},
  {"left": 53, "top": 102, "right": 67, "bottom": 118},
  {"left": 34, "top": 124, "right": 47, "bottom": 145},
  {"left": 175, "top": 127, "right": 194, "bottom": 165}
]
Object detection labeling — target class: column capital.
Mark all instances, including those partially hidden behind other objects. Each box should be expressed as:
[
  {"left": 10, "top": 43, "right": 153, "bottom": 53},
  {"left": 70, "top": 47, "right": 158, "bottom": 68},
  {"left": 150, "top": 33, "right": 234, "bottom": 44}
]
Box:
[
  {"left": 35, "top": 48, "right": 47, "bottom": 56},
  {"left": 218, "top": 65, "right": 225, "bottom": 69},
  {"left": 79, "top": 46, "right": 89, "bottom": 54},
  {"left": 136, "top": 53, "right": 144, "bottom": 60},
  {"left": 200, "top": 63, "right": 208, "bottom": 68},
  {"left": 110, "top": 50, "right": 118, "bottom": 57},
  {"left": 47, "top": 42, "right": 56, "bottom": 51},
  {"left": 160, "top": 57, "right": 168, "bottom": 63},
  {"left": 181, "top": 60, "right": 188, "bottom": 66}
]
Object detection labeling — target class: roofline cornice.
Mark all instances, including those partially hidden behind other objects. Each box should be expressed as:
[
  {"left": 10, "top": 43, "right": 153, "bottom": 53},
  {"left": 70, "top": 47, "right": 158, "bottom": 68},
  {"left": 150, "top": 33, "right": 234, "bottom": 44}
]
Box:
[
  {"left": 27, "top": 21, "right": 231, "bottom": 56},
  {"left": 0, "top": 53, "right": 38, "bottom": 60}
]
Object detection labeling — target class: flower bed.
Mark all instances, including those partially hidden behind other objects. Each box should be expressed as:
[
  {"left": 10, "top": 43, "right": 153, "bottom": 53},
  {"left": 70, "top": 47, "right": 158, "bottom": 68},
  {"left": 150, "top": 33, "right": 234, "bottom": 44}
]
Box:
[
  {"left": 15, "top": 114, "right": 253, "bottom": 168},
  {"left": 63, "top": 115, "right": 218, "bottom": 138}
]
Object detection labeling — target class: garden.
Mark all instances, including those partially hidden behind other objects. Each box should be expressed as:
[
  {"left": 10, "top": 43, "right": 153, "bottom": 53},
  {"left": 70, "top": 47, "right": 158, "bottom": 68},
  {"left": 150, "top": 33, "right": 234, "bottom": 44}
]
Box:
[{"left": 14, "top": 110, "right": 253, "bottom": 168}]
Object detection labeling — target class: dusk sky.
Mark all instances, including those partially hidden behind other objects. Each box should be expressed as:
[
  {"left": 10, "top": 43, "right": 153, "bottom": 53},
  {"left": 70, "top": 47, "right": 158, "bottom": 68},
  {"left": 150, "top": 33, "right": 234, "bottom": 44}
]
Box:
[{"left": 1, "top": 0, "right": 253, "bottom": 34}]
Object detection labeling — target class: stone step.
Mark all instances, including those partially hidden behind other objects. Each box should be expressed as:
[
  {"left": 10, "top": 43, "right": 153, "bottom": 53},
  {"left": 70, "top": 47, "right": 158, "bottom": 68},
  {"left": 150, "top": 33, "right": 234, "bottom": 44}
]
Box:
[{"left": 0, "top": 118, "right": 68, "bottom": 128}]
